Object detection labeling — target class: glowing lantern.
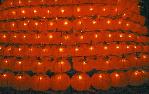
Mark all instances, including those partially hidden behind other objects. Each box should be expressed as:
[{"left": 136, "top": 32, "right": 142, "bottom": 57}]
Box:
[
  {"left": 127, "top": 70, "right": 146, "bottom": 86},
  {"left": 73, "top": 58, "right": 94, "bottom": 72},
  {"left": 32, "top": 60, "right": 51, "bottom": 73},
  {"left": 110, "top": 72, "right": 128, "bottom": 87},
  {"left": 12, "top": 74, "right": 31, "bottom": 91},
  {"left": 0, "top": 72, "right": 14, "bottom": 88},
  {"left": 51, "top": 73, "right": 70, "bottom": 91},
  {"left": 71, "top": 73, "right": 91, "bottom": 91},
  {"left": 91, "top": 73, "right": 111, "bottom": 90},
  {"left": 31, "top": 75, "right": 50, "bottom": 91},
  {"left": 51, "top": 59, "right": 71, "bottom": 73}
]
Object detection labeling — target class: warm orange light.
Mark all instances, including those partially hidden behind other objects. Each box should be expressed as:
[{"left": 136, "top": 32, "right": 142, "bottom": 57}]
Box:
[
  {"left": 64, "top": 21, "right": 68, "bottom": 25},
  {"left": 127, "top": 46, "right": 130, "bottom": 49},
  {"left": 108, "top": 34, "right": 112, "bottom": 37},
  {"left": 89, "top": 46, "right": 94, "bottom": 50},
  {"left": 64, "top": 35, "right": 69, "bottom": 40},
  {"left": 92, "top": 21, "right": 97, "bottom": 24},
  {"left": 119, "top": 34, "right": 123, "bottom": 38},
  {"left": 118, "top": 21, "right": 122, "bottom": 24},
  {"left": 103, "top": 8, "right": 106, "bottom": 11},
  {"left": 58, "top": 76, "right": 61, "bottom": 80},
  {"left": 21, "top": 10, "right": 25, "bottom": 14},
  {"left": 106, "top": 61, "right": 109, "bottom": 64},
  {"left": 35, "top": 22, "right": 39, "bottom": 26},
  {"left": 23, "top": 35, "right": 26, "bottom": 38},
  {"left": 33, "top": 10, "right": 37, "bottom": 13},
  {"left": 24, "top": 22, "right": 27, "bottom": 26},
  {"left": 12, "top": 11, "right": 16, "bottom": 15},
  {"left": 116, "top": 46, "right": 120, "bottom": 49},
  {"left": 83, "top": 61, "right": 87, "bottom": 65},
  {"left": 95, "top": 34, "right": 98, "bottom": 38},
  {"left": 3, "top": 74, "right": 7, "bottom": 77},
  {"left": 13, "top": 35, "right": 17, "bottom": 38},
  {"left": 99, "top": 74, "right": 102, "bottom": 78},
  {"left": 80, "top": 35, "right": 84, "bottom": 40},
  {"left": 3, "top": 34, "right": 6, "bottom": 38},
  {"left": 78, "top": 75, "right": 82, "bottom": 80},
  {"left": 4, "top": 60, "right": 8, "bottom": 63},
  {"left": 77, "top": 7, "right": 81, "bottom": 12},
  {"left": 18, "top": 76, "right": 22, "bottom": 79},
  {"left": 104, "top": 46, "right": 108, "bottom": 50},
  {"left": 75, "top": 47, "right": 79, "bottom": 52},
  {"left": 126, "top": 23, "right": 130, "bottom": 27},
  {"left": 89, "top": 7, "right": 93, "bottom": 11},
  {"left": 18, "top": 61, "right": 22, "bottom": 64},
  {"left": 59, "top": 48, "right": 64, "bottom": 52},
  {"left": 143, "top": 55, "right": 147, "bottom": 59},
  {"left": 39, "top": 76, "right": 43, "bottom": 80},
  {"left": 49, "top": 34, "right": 53, "bottom": 39},
  {"left": 60, "top": 61, "right": 64, "bottom": 65},
  {"left": 61, "top": 9, "right": 65, "bottom": 13},
  {"left": 107, "top": 20, "right": 111, "bottom": 24},
  {"left": 38, "top": 62, "right": 42, "bottom": 65},
  {"left": 115, "top": 74, "right": 119, "bottom": 77}
]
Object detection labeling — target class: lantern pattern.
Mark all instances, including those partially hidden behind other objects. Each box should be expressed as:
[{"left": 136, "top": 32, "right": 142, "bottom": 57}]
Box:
[{"left": 0, "top": 0, "right": 148, "bottom": 92}]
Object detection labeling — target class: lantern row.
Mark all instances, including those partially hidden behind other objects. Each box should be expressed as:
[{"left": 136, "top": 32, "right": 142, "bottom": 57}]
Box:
[
  {"left": 0, "top": 53, "right": 149, "bottom": 73},
  {"left": 0, "top": 43, "right": 149, "bottom": 57},
  {"left": 0, "top": 18, "right": 147, "bottom": 35},
  {"left": 0, "top": 32, "right": 149, "bottom": 45},
  {"left": 0, "top": 3, "right": 141, "bottom": 21},
  {"left": 0, "top": 70, "right": 148, "bottom": 91},
  {"left": 0, "top": 0, "right": 139, "bottom": 8},
  {"left": 0, "top": 0, "right": 140, "bottom": 14}
]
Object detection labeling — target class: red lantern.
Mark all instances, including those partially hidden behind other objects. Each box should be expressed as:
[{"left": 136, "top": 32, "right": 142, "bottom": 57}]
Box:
[
  {"left": 71, "top": 73, "right": 91, "bottom": 91},
  {"left": 51, "top": 59, "right": 71, "bottom": 73},
  {"left": 127, "top": 70, "right": 146, "bottom": 86},
  {"left": 51, "top": 73, "right": 70, "bottom": 91},
  {"left": 0, "top": 72, "right": 14, "bottom": 88},
  {"left": 6, "top": 22, "right": 18, "bottom": 31},
  {"left": 0, "top": 33, "right": 9, "bottom": 43},
  {"left": 32, "top": 59, "right": 50, "bottom": 73},
  {"left": 73, "top": 58, "right": 93, "bottom": 72},
  {"left": 57, "top": 19, "right": 72, "bottom": 31},
  {"left": 31, "top": 75, "right": 50, "bottom": 91},
  {"left": 91, "top": 73, "right": 111, "bottom": 90},
  {"left": 140, "top": 54, "right": 149, "bottom": 67},
  {"left": 12, "top": 74, "right": 31, "bottom": 91},
  {"left": 0, "top": 58, "right": 14, "bottom": 70},
  {"left": 56, "top": 6, "right": 73, "bottom": 17},
  {"left": 110, "top": 72, "right": 128, "bottom": 87}
]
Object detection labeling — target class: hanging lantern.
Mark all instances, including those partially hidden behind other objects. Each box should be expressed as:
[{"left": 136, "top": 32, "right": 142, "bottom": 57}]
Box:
[
  {"left": 0, "top": 58, "right": 13, "bottom": 70},
  {"left": 51, "top": 73, "right": 70, "bottom": 91},
  {"left": 71, "top": 73, "right": 91, "bottom": 91},
  {"left": 127, "top": 70, "right": 146, "bottom": 86},
  {"left": 12, "top": 74, "right": 31, "bottom": 91},
  {"left": 110, "top": 72, "right": 128, "bottom": 87},
  {"left": 32, "top": 59, "right": 50, "bottom": 73},
  {"left": 0, "top": 72, "right": 14, "bottom": 88},
  {"left": 31, "top": 74, "right": 50, "bottom": 91},
  {"left": 51, "top": 59, "right": 71, "bottom": 73},
  {"left": 73, "top": 57, "right": 94, "bottom": 72},
  {"left": 91, "top": 73, "right": 111, "bottom": 90}
]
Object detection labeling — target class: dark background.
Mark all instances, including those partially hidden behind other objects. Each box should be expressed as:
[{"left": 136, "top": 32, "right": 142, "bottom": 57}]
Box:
[{"left": 0, "top": 0, "right": 149, "bottom": 94}]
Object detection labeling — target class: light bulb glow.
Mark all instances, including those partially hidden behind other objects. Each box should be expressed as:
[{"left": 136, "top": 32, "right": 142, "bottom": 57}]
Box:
[
  {"left": 104, "top": 46, "right": 108, "bottom": 50},
  {"left": 75, "top": 48, "right": 79, "bottom": 52},
  {"left": 78, "top": 75, "right": 82, "bottom": 80},
  {"left": 99, "top": 74, "right": 102, "bottom": 78},
  {"left": 107, "top": 20, "right": 111, "bottom": 24},
  {"left": 59, "top": 48, "right": 64, "bottom": 52},
  {"left": 18, "top": 76, "right": 22, "bottom": 79}
]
